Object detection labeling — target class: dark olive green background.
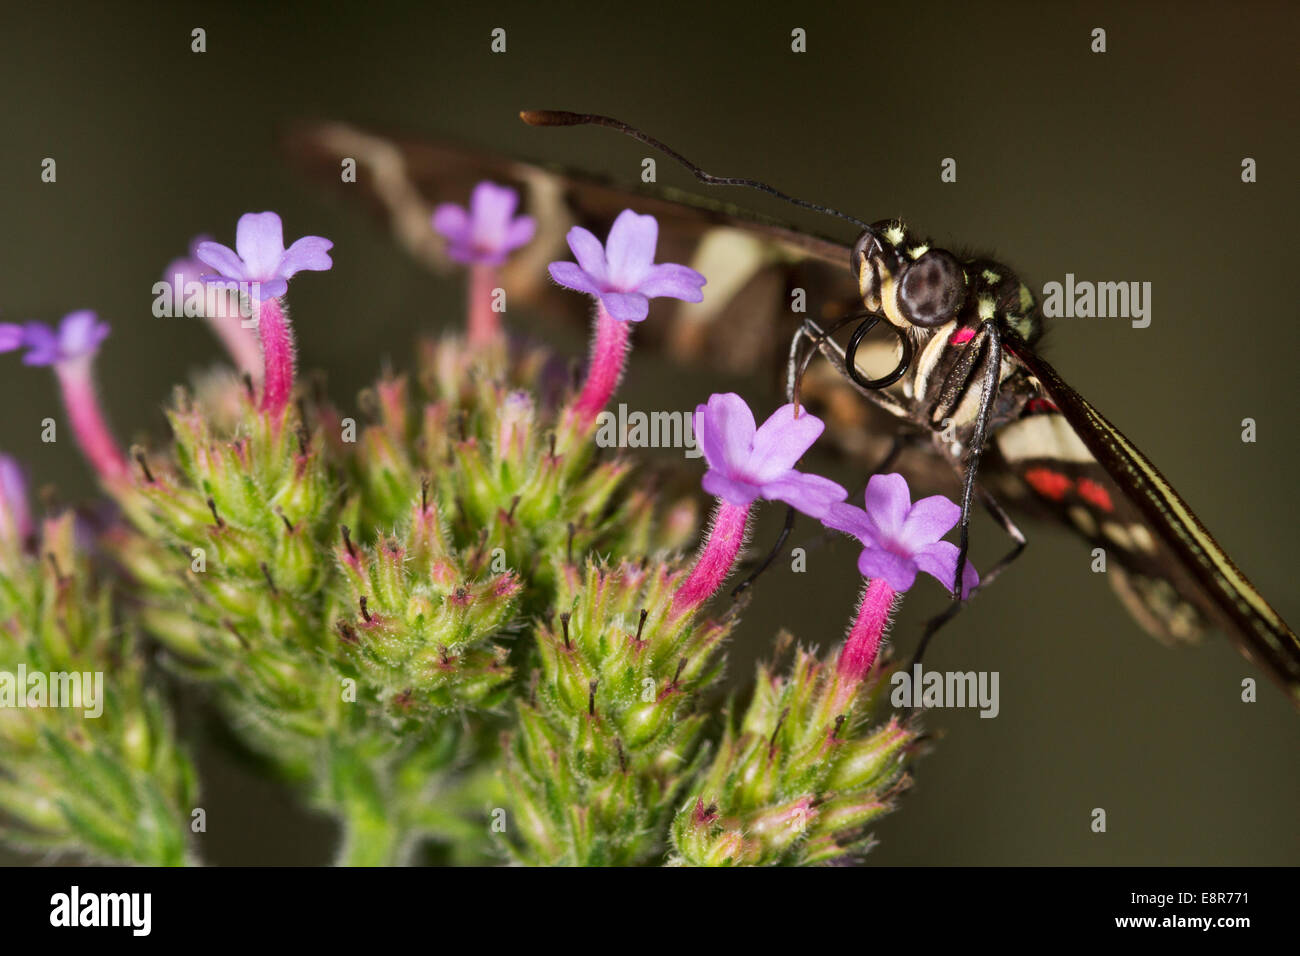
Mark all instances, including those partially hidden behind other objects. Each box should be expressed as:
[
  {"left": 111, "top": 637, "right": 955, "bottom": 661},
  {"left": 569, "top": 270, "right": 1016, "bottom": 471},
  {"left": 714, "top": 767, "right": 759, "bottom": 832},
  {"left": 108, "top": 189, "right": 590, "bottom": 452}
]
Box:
[{"left": 1, "top": 0, "right": 1295, "bottom": 865}]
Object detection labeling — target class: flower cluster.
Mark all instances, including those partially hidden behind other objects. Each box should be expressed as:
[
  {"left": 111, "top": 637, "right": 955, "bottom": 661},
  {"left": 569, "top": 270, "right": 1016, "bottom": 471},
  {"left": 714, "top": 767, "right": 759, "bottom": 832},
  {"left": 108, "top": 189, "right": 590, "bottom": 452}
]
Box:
[
  {"left": 0, "top": 179, "right": 979, "bottom": 866},
  {"left": 0, "top": 468, "right": 195, "bottom": 864}
]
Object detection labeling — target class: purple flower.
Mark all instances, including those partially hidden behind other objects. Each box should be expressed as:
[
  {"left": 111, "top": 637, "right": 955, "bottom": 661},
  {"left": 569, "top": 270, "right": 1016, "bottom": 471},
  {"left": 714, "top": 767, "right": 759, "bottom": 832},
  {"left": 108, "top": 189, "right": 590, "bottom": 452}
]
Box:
[
  {"left": 823, "top": 473, "right": 979, "bottom": 597},
  {"left": 0, "top": 311, "right": 110, "bottom": 367},
  {"left": 432, "top": 181, "right": 536, "bottom": 266},
  {"left": 694, "top": 393, "right": 847, "bottom": 518},
  {"left": 196, "top": 211, "right": 333, "bottom": 300},
  {"left": 548, "top": 209, "right": 706, "bottom": 322},
  {"left": 0, "top": 453, "right": 32, "bottom": 545}
]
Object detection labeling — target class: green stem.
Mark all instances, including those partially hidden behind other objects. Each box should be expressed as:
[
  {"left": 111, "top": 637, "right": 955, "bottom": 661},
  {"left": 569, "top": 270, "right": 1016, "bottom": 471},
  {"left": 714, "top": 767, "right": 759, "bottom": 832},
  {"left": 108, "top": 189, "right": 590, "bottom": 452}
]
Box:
[{"left": 336, "top": 803, "right": 407, "bottom": 866}]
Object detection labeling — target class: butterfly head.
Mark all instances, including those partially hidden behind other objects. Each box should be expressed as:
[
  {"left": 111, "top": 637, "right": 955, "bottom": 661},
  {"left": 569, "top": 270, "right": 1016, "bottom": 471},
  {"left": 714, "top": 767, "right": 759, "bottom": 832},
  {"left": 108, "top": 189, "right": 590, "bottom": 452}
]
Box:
[{"left": 853, "top": 220, "right": 968, "bottom": 332}]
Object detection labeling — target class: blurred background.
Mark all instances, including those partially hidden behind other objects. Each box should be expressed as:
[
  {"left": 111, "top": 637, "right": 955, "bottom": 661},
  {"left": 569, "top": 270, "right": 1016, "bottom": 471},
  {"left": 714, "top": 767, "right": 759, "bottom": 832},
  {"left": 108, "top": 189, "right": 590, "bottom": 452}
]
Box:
[{"left": 0, "top": 0, "right": 1295, "bottom": 865}]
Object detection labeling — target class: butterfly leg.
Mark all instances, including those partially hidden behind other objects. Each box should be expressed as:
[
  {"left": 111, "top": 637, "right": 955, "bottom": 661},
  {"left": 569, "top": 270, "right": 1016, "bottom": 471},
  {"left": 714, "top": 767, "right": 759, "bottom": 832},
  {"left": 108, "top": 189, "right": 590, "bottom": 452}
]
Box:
[
  {"left": 909, "top": 488, "right": 1027, "bottom": 671},
  {"left": 730, "top": 505, "right": 796, "bottom": 599},
  {"left": 944, "top": 319, "right": 1003, "bottom": 601},
  {"left": 789, "top": 317, "right": 914, "bottom": 420}
]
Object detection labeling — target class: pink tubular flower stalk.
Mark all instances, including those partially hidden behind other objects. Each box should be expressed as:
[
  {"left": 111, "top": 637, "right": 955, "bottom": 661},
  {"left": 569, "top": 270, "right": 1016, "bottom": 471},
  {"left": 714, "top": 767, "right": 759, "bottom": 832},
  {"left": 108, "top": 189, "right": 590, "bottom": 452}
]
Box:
[
  {"left": 196, "top": 212, "right": 333, "bottom": 415},
  {"left": 548, "top": 209, "right": 705, "bottom": 430},
  {"left": 836, "top": 578, "right": 897, "bottom": 692},
  {"left": 254, "top": 297, "right": 295, "bottom": 413},
  {"left": 670, "top": 500, "right": 750, "bottom": 617},
  {"left": 569, "top": 303, "right": 630, "bottom": 426},
  {"left": 825, "top": 473, "right": 978, "bottom": 710},
  {"left": 0, "top": 312, "right": 127, "bottom": 483},
  {"left": 468, "top": 263, "right": 500, "bottom": 347},
  {"left": 56, "top": 357, "right": 128, "bottom": 481},
  {"left": 433, "top": 182, "right": 536, "bottom": 347}
]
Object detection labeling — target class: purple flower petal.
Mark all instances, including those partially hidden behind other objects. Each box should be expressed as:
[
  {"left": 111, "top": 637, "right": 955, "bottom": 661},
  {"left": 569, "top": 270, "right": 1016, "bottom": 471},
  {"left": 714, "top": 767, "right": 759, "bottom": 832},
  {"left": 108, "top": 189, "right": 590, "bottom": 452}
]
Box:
[
  {"left": 637, "top": 262, "right": 706, "bottom": 302},
  {"left": 897, "top": 494, "right": 962, "bottom": 551},
  {"left": 195, "top": 241, "right": 248, "bottom": 282},
  {"left": 747, "top": 404, "right": 825, "bottom": 483},
  {"left": 58, "top": 311, "right": 109, "bottom": 358},
  {"left": 549, "top": 208, "right": 707, "bottom": 319},
  {"left": 434, "top": 182, "right": 534, "bottom": 266},
  {"left": 701, "top": 469, "right": 761, "bottom": 507},
  {"left": 692, "top": 392, "right": 843, "bottom": 520},
  {"left": 827, "top": 472, "right": 979, "bottom": 596},
  {"left": 0, "top": 455, "right": 26, "bottom": 508},
  {"left": 696, "top": 393, "right": 757, "bottom": 475},
  {"left": 759, "top": 471, "right": 848, "bottom": 518},
  {"left": 564, "top": 226, "right": 608, "bottom": 283},
  {"left": 279, "top": 235, "right": 334, "bottom": 279},
  {"left": 0, "top": 323, "right": 24, "bottom": 352},
  {"left": 548, "top": 261, "right": 602, "bottom": 296},
  {"left": 198, "top": 213, "right": 333, "bottom": 298},
  {"left": 503, "top": 216, "right": 536, "bottom": 252},
  {"left": 432, "top": 203, "right": 470, "bottom": 243},
  {"left": 858, "top": 548, "right": 919, "bottom": 592},
  {"left": 604, "top": 210, "right": 658, "bottom": 289},
  {"left": 257, "top": 277, "right": 289, "bottom": 300},
  {"left": 598, "top": 291, "right": 650, "bottom": 322},
  {"left": 469, "top": 181, "right": 518, "bottom": 247},
  {"left": 234, "top": 212, "right": 286, "bottom": 279},
  {"left": 0, "top": 454, "right": 30, "bottom": 542},
  {"left": 913, "top": 541, "right": 980, "bottom": 597},
  {"left": 20, "top": 322, "right": 60, "bottom": 366},
  {"left": 821, "top": 502, "right": 876, "bottom": 541},
  {"left": 862, "top": 473, "right": 912, "bottom": 539}
]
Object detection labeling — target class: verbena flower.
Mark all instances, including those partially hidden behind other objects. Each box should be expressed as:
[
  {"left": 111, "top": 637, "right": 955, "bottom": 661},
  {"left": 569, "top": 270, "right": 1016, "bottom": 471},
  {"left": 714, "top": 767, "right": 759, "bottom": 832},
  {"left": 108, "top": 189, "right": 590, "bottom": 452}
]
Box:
[
  {"left": 1, "top": 310, "right": 109, "bottom": 366},
  {"left": 550, "top": 209, "right": 706, "bottom": 433},
  {"left": 433, "top": 181, "right": 535, "bottom": 266},
  {"left": 695, "top": 393, "right": 847, "bottom": 518},
  {"left": 0, "top": 312, "right": 127, "bottom": 481},
  {"left": 823, "top": 473, "right": 979, "bottom": 597},
  {"left": 672, "top": 393, "right": 845, "bottom": 616},
  {"left": 433, "top": 181, "right": 536, "bottom": 346},
  {"left": 196, "top": 211, "right": 333, "bottom": 301},
  {"left": 548, "top": 209, "right": 704, "bottom": 322},
  {"left": 826, "top": 475, "right": 976, "bottom": 697},
  {"left": 197, "top": 211, "right": 333, "bottom": 415}
]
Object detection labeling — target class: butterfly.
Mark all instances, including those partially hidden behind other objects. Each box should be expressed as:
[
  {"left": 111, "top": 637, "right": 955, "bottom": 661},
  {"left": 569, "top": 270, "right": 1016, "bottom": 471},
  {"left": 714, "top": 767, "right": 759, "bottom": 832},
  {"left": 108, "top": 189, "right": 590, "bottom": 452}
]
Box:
[{"left": 285, "top": 112, "right": 1300, "bottom": 704}]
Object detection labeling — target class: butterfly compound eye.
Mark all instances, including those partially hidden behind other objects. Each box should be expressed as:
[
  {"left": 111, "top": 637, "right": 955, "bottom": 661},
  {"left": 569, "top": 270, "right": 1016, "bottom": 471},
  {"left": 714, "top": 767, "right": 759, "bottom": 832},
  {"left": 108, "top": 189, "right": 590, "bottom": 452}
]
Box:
[{"left": 898, "top": 249, "right": 966, "bottom": 328}]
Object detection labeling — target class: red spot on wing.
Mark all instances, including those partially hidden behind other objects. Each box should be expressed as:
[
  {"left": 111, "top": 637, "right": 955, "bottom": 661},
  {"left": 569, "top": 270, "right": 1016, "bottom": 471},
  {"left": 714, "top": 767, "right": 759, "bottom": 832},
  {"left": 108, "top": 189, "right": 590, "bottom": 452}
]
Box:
[
  {"left": 951, "top": 327, "right": 976, "bottom": 345},
  {"left": 1024, "top": 466, "right": 1072, "bottom": 501},
  {"left": 1025, "top": 397, "right": 1060, "bottom": 415},
  {"left": 1076, "top": 477, "right": 1114, "bottom": 512}
]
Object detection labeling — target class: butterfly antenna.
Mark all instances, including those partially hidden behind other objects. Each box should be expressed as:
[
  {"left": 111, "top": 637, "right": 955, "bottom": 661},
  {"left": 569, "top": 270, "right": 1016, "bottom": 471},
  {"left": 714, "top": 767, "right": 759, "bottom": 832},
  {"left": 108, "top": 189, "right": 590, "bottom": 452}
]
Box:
[{"left": 521, "top": 110, "right": 872, "bottom": 231}]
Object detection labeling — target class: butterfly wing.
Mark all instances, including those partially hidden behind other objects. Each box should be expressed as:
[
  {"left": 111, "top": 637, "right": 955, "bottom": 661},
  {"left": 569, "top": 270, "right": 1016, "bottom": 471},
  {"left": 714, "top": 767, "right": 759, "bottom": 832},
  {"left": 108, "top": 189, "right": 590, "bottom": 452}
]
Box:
[
  {"left": 284, "top": 121, "right": 860, "bottom": 376},
  {"left": 1001, "top": 339, "right": 1300, "bottom": 700}
]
